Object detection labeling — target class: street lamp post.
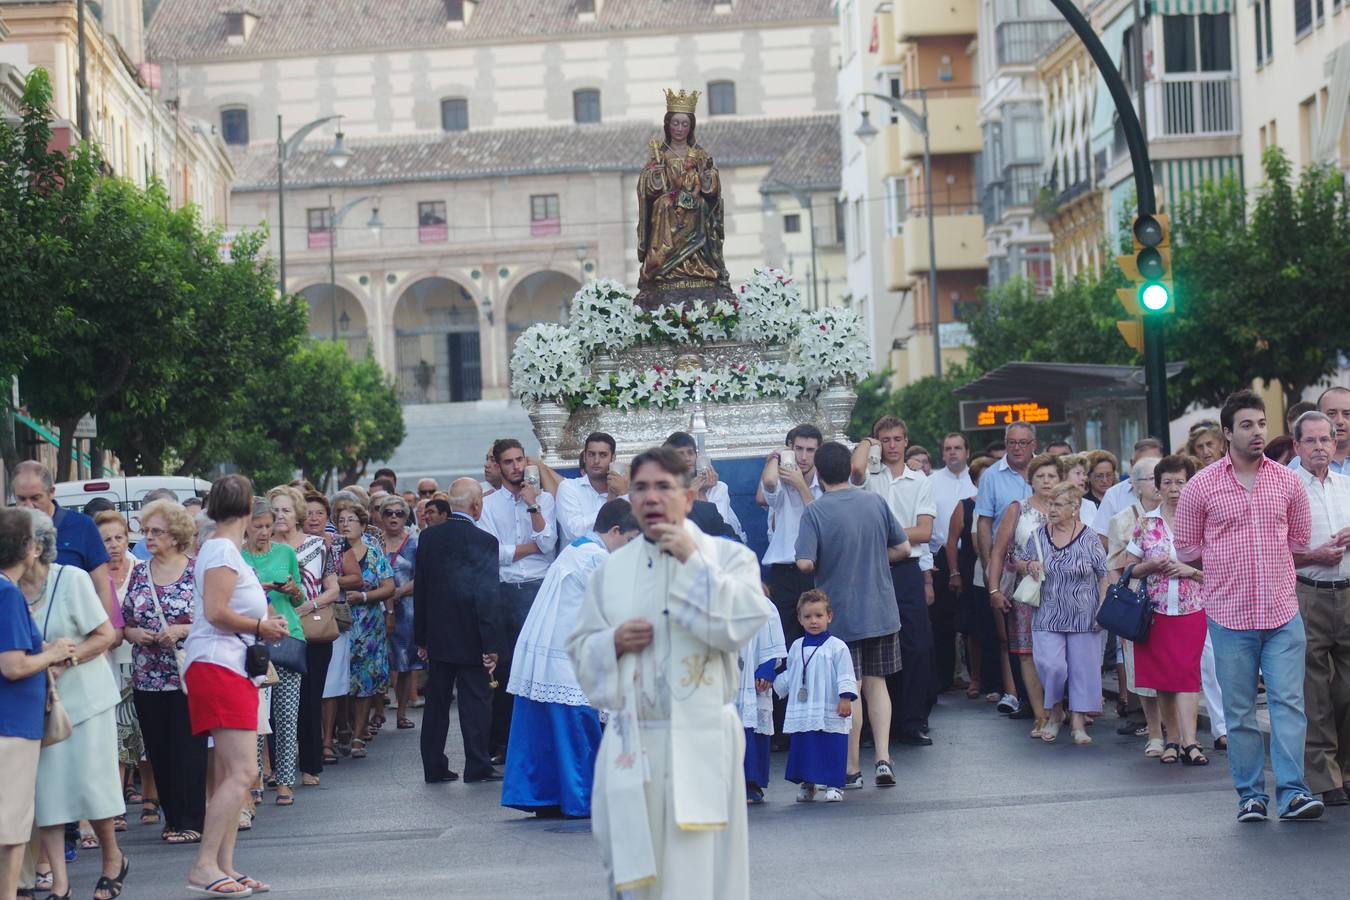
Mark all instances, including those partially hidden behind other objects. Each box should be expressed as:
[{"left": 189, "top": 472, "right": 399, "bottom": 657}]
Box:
[
  {"left": 854, "top": 89, "right": 941, "bottom": 378},
  {"left": 326, "top": 193, "right": 383, "bottom": 343},
  {"left": 276, "top": 114, "right": 351, "bottom": 293}
]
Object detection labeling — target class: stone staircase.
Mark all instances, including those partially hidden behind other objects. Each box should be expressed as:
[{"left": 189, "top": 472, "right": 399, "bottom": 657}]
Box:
[{"left": 372, "top": 400, "right": 538, "bottom": 491}]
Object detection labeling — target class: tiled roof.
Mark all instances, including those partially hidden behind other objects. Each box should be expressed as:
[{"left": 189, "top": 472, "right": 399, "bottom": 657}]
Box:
[
  {"left": 231, "top": 113, "right": 841, "bottom": 192},
  {"left": 147, "top": 0, "right": 835, "bottom": 61}
]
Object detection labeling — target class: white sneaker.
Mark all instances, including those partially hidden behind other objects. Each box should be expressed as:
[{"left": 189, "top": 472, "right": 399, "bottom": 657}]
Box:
[
  {"left": 822, "top": 787, "right": 843, "bottom": 802},
  {"left": 997, "top": 693, "right": 1021, "bottom": 715},
  {"left": 796, "top": 784, "right": 816, "bottom": 803}
]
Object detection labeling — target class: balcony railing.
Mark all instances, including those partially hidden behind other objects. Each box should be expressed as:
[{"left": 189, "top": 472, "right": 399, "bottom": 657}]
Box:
[
  {"left": 994, "top": 20, "right": 1067, "bottom": 67},
  {"left": 1159, "top": 75, "right": 1237, "bottom": 136}
]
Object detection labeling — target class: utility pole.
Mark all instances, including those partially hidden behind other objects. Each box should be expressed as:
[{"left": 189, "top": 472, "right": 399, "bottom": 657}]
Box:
[{"left": 76, "top": 0, "right": 88, "bottom": 138}]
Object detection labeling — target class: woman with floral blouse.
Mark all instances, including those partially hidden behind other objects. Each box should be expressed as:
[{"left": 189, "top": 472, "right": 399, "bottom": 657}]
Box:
[
  {"left": 120, "top": 500, "right": 207, "bottom": 843},
  {"left": 1125, "top": 455, "right": 1208, "bottom": 766}
]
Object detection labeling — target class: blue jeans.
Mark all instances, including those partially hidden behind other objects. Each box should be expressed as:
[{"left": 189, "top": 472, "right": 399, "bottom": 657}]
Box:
[{"left": 1208, "top": 613, "right": 1310, "bottom": 814}]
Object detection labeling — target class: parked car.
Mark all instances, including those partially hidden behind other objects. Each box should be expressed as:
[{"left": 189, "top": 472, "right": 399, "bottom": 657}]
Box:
[{"left": 54, "top": 475, "right": 212, "bottom": 542}]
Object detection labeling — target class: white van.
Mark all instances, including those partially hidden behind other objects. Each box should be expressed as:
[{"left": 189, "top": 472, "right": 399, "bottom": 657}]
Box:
[{"left": 54, "top": 475, "right": 212, "bottom": 542}]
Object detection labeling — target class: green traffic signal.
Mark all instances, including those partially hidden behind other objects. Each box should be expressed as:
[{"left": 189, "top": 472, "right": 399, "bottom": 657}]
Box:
[{"left": 1140, "top": 282, "right": 1170, "bottom": 312}]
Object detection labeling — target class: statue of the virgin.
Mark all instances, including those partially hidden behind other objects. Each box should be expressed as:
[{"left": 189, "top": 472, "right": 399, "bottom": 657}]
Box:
[{"left": 635, "top": 89, "right": 735, "bottom": 311}]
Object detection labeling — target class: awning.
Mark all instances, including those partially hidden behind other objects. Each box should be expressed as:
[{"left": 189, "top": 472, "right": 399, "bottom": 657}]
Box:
[
  {"left": 13, "top": 412, "right": 93, "bottom": 467},
  {"left": 955, "top": 362, "right": 1186, "bottom": 399},
  {"left": 1149, "top": 0, "right": 1232, "bottom": 14},
  {"left": 1158, "top": 155, "right": 1243, "bottom": 215}
]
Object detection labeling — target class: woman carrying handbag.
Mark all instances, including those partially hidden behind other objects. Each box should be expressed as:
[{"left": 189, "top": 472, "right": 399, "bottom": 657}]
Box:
[{"left": 268, "top": 485, "right": 341, "bottom": 787}]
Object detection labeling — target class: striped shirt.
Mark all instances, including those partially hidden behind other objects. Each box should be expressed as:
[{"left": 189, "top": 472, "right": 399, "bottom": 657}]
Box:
[
  {"left": 1173, "top": 454, "right": 1311, "bottom": 631},
  {"left": 1017, "top": 525, "right": 1107, "bottom": 633}
]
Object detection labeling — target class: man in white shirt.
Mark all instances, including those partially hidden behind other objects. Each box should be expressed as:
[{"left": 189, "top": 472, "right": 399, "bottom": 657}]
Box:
[
  {"left": 851, "top": 415, "right": 938, "bottom": 745},
  {"left": 554, "top": 431, "right": 629, "bottom": 547},
  {"left": 1092, "top": 437, "right": 1165, "bottom": 540},
  {"left": 477, "top": 438, "right": 558, "bottom": 760},
  {"left": 664, "top": 431, "right": 747, "bottom": 542},
  {"left": 760, "top": 424, "right": 824, "bottom": 747},
  {"left": 927, "top": 433, "right": 978, "bottom": 691},
  {"left": 1291, "top": 411, "right": 1350, "bottom": 805}
]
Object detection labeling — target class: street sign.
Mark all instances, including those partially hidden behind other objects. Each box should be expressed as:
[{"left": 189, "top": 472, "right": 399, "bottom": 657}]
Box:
[{"left": 960, "top": 399, "right": 1066, "bottom": 430}]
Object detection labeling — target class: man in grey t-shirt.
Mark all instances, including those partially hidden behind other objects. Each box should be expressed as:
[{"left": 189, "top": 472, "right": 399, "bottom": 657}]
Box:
[{"left": 795, "top": 442, "right": 911, "bottom": 789}]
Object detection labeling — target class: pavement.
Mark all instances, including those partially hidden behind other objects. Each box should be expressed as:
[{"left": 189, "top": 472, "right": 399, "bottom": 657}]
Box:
[{"left": 67, "top": 691, "right": 1345, "bottom": 899}]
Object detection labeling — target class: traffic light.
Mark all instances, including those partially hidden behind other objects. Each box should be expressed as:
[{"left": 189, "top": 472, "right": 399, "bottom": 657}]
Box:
[{"left": 1115, "top": 213, "right": 1173, "bottom": 316}]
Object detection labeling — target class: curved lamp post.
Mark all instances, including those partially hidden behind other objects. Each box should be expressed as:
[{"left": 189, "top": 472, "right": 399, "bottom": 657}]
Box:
[{"left": 277, "top": 114, "right": 351, "bottom": 292}]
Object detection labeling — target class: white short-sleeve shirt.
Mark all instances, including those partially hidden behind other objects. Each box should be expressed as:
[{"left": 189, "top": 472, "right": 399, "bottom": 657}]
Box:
[{"left": 184, "top": 537, "right": 269, "bottom": 678}]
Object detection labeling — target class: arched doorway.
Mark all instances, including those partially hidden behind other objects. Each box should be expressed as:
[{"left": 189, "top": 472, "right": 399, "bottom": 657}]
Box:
[
  {"left": 505, "top": 271, "right": 582, "bottom": 357},
  {"left": 301, "top": 284, "right": 369, "bottom": 360},
  {"left": 393, "top": 276, "right": 482, "bottom": 404}
]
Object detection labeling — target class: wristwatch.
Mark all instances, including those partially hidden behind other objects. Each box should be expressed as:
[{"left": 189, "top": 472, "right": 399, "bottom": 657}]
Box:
[{"left": 526, "top": 505, "right": 540, "bottom": 514}]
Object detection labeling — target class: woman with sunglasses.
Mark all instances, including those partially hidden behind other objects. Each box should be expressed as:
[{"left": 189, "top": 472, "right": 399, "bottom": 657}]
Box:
[{"left": 376, "top": 496, "right": 422, "bottom": 730}]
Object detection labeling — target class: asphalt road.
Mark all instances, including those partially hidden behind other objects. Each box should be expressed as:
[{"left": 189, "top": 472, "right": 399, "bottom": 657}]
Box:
[{"left": 67, "top": 693, "right": 1348, "bottom": 899}]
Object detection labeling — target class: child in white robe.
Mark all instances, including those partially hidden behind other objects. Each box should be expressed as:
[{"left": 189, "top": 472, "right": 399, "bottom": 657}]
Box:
[
  {"left": 774, "top": 590, "right": 857, "bottom": 802},
  {"left": 738, "top": 600, "right": 786, "bottom": 804}
]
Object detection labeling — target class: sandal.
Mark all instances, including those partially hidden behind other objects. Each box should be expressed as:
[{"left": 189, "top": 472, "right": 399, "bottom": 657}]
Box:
[
  {"left": 112, "top": 815, "right": 127, "bottom": 833},
  {"left": 302, "top": 774, "right": 321, "bottom": 786},
  {"left": 1029, "top": 718, "right": 1047, "bottom": 739},
  {"left": 237, "top": 809, "right": 253, "bottom": 831},
  {"left": 965, "top": 684, "right": 982, "bottom": 700},
  {"left": 275, "top": 789, "right": 294, "bottom": 806},
  {"left": 1214, "top": 735, "right": 1228, "bottom": 751},
  {"left": 397, "top": 717, "right": 415, "bottom": 729},
  {"left": 122, "top": 782, "right": 143, "bottom": 805},
  {"left": 1072, "top": 729, "right": 1092, "bottom": 745},
  {"left": 165, "top": 829, "right": 202, "bottom": 844},
  {"left": 93, "top": 854, "right": 129, "bottom": 900},
  {"left": 350, "top": 738, "right": 367, "bottom": 759},
  {"left": 233, "top": 874, "right": 270, "bottom": 893},
  {"left": 1180, "top": 743, "right": 1209, "bottom": 766},
  {"left": 322, "top": 748, "right": 339, "bottom": 765},
  {"left": 80, "top": 829, "right": 100, "bottom": 850},
  {"left": 1144, "top": 738, "right": 1165, "bottom": 758},
  {"left": 185, "top": 876, "right": 251, "bottom": 896},
  {"left": 35, "top": 869, "right": 53, "bottom": 892},
  {"left": 1160, "top": 742, "right": 1181, "bottom": 764},
  {"left": 1040, "top": 720, "right": 1061, "bottom": 743},
  {"left": 140, "top": 800, "right": 161, "bottom": 824},
  {"left": 249, "top": 788, "right": 263, "bottom": 805}
]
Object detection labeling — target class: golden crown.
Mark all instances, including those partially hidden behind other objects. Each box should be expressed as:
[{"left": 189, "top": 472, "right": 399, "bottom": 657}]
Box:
[{"left": 664, "top": 89, "right": 701, "bottom": 115}]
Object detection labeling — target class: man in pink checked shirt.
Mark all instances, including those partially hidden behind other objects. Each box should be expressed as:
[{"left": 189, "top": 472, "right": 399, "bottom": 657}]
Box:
[{"left": 1174, "top": 389, "right": 1323, "bottom": 824}]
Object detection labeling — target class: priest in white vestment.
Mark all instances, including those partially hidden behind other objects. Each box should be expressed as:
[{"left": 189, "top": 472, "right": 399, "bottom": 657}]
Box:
[
  {"left": 503, "top": 499, "right": 640, "bottom": 817},
  {"left": 568, "top": 446, "right": 772, "bottom": 899}
]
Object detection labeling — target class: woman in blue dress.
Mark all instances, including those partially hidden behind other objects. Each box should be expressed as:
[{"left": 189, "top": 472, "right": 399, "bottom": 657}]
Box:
[
  {"left": 375, "top": 495, "right": 422, "bottom": 730},
  {"left": 334, "top": 502, "right": 394, "bottom": 759}
]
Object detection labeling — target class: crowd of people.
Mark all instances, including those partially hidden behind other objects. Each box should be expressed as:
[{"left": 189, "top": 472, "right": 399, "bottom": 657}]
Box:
[{"left": 1, "top": 381, "right": 1348, "bottom": 898}]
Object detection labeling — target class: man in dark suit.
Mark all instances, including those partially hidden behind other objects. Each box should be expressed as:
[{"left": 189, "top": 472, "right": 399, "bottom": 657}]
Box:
[{"left": 414, "top": 477, "right": 503, "bottom": 783}]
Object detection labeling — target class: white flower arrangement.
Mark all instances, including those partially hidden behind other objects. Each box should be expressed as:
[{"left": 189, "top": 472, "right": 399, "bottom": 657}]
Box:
[
  {"left": 509, "top": 323, "right": 589, "bottom": 403},
  {"left": 567, "top": 280, "right": 644, "bottom": 354},
  {"left": 796, "top": 306, "right": 871, "bottom": 386},
  {"left": 580, "top": 362, "right": 809, "bottom": 410},
  {"left": 733, "top": 267, "right": 802, "bottom": 345}
]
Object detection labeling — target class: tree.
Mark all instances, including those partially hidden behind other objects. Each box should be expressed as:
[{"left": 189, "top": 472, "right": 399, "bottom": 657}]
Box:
[
  {"left": 1171, "top": 147, "right": 1350, "bottom": 409},
  {"left": 964, "top": 275, "right": 1136, "bottom": 374},
  {"left": 0, "top": 70, "right": 101, "bottom": 477},
  {"left": 847, "top": 366, "right": 977, "bottom": 453},
  {"left": 336, "top": 354, "right": 406, "bottom": 487}
]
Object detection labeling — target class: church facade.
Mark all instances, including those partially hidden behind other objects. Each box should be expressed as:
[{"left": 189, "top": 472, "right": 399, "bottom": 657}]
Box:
[{"left": 148, "top": 0, "right": 848, "bottom": 402}]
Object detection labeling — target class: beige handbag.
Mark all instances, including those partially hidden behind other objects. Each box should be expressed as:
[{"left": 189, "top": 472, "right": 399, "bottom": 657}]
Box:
[
  {"left": 1013, "top": 529, "right": 1045, "bottom": 608},
  {"left": 43, "top": 671, "right": 73, "bottom": 747}
]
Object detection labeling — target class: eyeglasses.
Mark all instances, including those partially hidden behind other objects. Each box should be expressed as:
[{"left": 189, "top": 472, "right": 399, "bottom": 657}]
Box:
[
  {"left": 383, "top": 510, "right": 407, "bottom": 518},
  {"left": 143, "top": 527, "right": 169, "bottom": 538},
  {"left": 1006, "top": 439, "right": 1034, "bottom": 448},
  {"left": 417, "top": 489, "right": 436, "bottom": 497}
]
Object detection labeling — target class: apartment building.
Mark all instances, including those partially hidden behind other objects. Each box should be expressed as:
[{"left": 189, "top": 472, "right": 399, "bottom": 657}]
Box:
[{"left": 838, "top": 0, "right": 986, "bottom": 387}]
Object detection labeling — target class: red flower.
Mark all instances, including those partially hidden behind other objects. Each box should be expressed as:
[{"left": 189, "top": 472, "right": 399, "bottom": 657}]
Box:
[{"left": 819, "top": 324, "right": 827, "bottom": 332}]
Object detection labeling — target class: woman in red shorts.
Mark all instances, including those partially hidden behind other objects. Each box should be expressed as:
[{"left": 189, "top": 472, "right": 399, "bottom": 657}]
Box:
[{"left": 182, "top": 475, "right": 289, "bottom": 898}]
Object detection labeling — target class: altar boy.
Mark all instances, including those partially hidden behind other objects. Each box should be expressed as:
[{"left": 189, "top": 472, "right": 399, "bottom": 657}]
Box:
[{"left": 738, "top": 602, "right": 787, "bottom": 804}]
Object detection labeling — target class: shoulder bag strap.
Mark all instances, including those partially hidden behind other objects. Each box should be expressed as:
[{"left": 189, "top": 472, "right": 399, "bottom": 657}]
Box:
[
  {"left": 146, "top": 561, "right": 172, "bottom": 631},
  {"left": 42, "top": 565, "right": 66, "bottom": 639}
]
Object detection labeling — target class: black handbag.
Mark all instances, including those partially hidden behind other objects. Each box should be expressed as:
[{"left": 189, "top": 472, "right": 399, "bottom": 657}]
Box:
[
  {"left": 265, "top": 635, "right": 308, "bottom": 674},
  {"left": 1096, "top": 565, "right": 1154, "bottom": 642}
]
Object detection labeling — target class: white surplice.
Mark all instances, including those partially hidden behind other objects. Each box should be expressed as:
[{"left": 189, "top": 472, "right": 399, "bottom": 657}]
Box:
[
  {"left": 567, "top": 520, "right": 771, "bottom": 899},
  {"left": 736, "top": 615, "right": 786, "bottom": 735},
  {"left": 772, "top": 635, "right": 857, "bottom": 735},
  {"left": 508, "top": 535, "right": 607, "bottom": 707}
]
